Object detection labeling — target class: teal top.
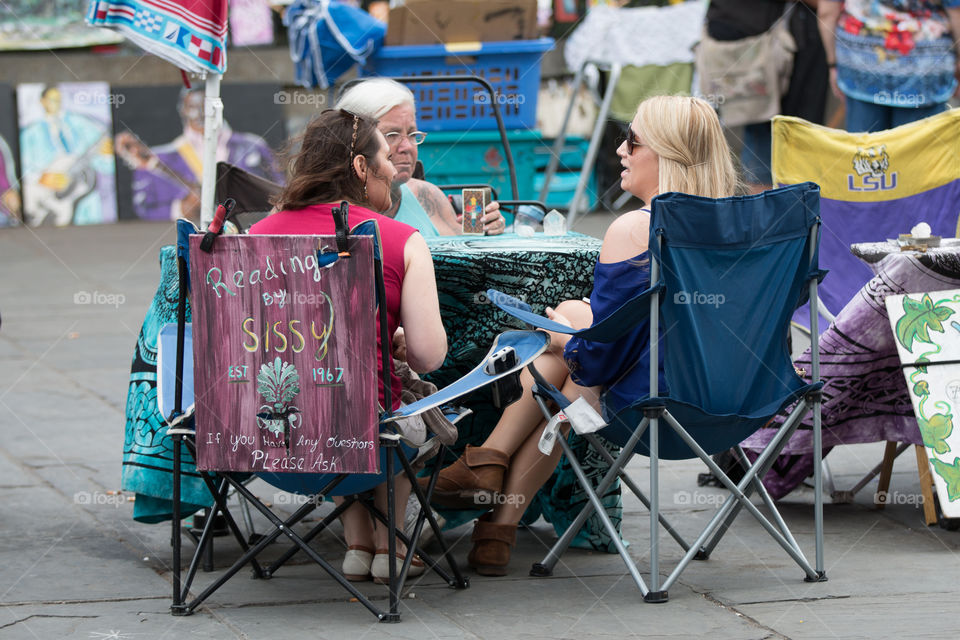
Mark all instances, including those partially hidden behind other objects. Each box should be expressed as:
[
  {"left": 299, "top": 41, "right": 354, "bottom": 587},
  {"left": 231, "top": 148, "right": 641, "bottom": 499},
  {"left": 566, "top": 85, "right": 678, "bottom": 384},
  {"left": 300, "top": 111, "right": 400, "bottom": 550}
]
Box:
[{"left": 394, "top": 183, "right": 440, "bottom": 237}]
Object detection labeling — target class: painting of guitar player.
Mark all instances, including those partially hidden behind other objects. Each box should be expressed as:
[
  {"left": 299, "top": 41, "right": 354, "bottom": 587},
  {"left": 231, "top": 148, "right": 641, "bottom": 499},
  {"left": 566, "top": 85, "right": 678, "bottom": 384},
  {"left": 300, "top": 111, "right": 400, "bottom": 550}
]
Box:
[
  {"left": 113, "top": 85, "right": 284, "bottom": 223},
  {"left": 17, "top": 83, "right": 118, "bottom": 226}
]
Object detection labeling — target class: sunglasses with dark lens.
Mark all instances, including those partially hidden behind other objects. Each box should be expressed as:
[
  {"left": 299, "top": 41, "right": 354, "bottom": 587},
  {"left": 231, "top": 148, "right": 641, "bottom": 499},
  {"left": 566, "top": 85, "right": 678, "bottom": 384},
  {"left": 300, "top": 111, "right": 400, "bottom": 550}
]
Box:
[{"left": 624, "top": 127, "right": 642, "bottom": 154}]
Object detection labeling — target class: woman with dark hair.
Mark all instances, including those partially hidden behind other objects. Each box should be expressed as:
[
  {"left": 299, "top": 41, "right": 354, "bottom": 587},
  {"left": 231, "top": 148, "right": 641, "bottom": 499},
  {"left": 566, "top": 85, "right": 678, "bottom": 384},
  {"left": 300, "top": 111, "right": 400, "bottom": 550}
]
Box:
[{"left": 249, "top": 109, "right": 447, "bottom": 583}]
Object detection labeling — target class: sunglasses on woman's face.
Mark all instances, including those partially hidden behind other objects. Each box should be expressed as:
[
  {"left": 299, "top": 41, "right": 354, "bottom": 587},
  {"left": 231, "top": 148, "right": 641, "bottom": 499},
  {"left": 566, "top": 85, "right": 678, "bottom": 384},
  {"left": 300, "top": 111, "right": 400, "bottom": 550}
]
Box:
[{"left": 623, "top": 127, "right": 642, "bottom": 154}]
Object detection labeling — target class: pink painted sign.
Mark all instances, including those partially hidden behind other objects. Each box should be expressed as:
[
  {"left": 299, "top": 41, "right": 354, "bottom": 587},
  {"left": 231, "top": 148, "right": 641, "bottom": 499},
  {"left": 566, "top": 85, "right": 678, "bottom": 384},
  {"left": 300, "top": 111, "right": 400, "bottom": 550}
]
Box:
[{"left": 189, "top": 235, "right": 378, "bottom": 473}]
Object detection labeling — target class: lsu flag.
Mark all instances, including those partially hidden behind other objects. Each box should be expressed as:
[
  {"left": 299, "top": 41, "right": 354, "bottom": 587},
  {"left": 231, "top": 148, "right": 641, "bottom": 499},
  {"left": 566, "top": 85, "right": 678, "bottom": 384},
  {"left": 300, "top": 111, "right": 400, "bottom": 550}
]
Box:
[
  {"left": 87, "top": 0, "right": 227, "bottom": 75},
  {"left": 772, "top": 110, "right": 960, "bottom": 320}
]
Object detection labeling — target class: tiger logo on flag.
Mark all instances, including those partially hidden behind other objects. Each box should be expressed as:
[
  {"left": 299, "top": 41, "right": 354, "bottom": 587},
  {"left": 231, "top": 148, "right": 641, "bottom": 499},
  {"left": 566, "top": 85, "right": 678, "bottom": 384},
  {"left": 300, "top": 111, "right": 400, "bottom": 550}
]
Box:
[{"left": 852, "top": 145, "right": 890, "bottom": 177}]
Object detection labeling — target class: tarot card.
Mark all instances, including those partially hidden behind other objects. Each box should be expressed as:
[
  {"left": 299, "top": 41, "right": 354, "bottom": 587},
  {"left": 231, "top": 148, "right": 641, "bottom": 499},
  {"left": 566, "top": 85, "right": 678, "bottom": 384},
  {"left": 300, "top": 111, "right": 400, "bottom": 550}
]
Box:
[{"left": 461, "top": 188, "right": 488, "bottom": 235}]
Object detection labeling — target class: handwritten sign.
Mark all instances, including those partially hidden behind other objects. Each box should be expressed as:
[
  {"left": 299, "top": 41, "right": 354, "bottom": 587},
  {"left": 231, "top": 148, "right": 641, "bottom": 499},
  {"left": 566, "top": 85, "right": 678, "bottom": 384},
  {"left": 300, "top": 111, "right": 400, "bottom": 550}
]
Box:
[{"left": 189, "top": 235, "right": 379, "bottom": 474}]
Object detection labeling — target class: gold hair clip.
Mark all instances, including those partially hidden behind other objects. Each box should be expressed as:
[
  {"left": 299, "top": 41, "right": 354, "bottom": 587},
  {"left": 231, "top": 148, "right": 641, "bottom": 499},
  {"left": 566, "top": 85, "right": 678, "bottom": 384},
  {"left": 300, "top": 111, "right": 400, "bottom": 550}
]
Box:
[{"left": 349, "top": 113, "right": 359, "bottom": 160}]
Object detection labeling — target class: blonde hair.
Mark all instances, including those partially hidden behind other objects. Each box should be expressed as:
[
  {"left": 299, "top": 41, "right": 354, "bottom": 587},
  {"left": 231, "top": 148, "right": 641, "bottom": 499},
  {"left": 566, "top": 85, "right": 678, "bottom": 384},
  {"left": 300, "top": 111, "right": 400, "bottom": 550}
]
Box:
[{"left": 634, "top": 95, "right": 739, "bottom": 199}]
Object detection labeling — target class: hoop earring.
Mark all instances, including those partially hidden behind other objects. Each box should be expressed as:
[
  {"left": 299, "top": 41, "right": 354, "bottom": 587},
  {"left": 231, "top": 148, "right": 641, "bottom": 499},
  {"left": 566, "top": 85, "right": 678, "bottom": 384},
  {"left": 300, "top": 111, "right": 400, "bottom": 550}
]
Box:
[{"left": 363, "top": 175, "right": 368, "bottom": 201}]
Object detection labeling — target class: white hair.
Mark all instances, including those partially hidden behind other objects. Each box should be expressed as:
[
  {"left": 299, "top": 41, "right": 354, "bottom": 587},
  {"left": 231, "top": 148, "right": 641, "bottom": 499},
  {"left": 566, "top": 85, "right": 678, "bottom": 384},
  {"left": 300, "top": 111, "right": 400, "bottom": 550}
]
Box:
[{"left": 335, "top": 78, "right": 416, "bottom": 121}]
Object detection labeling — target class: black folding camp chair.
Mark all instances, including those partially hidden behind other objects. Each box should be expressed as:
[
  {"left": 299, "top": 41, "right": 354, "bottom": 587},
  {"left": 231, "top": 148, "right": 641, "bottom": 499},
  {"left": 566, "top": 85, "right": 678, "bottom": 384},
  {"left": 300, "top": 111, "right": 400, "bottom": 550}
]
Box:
[{"left": 164, "top": 203, "right": 550, "bottom": 621}]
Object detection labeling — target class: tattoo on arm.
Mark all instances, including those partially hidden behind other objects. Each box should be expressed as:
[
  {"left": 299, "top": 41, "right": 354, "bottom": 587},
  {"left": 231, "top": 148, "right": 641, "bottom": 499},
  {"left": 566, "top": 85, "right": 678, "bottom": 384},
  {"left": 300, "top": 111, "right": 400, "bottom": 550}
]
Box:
[{"left": 411, "top": 181, "right": 461, "bottom": 235}]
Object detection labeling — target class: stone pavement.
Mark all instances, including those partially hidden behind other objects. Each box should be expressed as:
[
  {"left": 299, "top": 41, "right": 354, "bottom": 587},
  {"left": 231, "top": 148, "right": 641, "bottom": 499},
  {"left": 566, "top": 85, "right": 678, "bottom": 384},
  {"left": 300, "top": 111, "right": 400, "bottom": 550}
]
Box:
[{"left": 2, "top": 218, "right": 960, "bottom": 639}]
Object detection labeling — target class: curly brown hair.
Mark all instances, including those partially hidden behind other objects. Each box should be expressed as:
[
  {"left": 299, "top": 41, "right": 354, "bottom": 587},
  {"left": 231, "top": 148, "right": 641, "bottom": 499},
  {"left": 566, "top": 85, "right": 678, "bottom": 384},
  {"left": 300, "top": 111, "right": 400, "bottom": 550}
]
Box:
[{"left": 272, "top": 109, "right": 384, "bottom": 211}]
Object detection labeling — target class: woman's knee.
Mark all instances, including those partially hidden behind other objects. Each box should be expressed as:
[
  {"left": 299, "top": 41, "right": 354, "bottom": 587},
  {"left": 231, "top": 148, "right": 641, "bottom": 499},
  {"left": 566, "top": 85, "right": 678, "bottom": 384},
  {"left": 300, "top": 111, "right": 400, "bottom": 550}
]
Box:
[{"left": 553, "top": 299, "right": 593, "bottom": 330}]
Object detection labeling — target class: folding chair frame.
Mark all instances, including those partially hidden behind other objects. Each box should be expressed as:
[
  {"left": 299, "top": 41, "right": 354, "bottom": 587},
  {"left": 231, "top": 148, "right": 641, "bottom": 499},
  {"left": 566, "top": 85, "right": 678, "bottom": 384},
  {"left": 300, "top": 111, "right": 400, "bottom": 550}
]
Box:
[
  {"left": 164, "top": 213, "right": 471, "bottom": 622},
  {"left": 526, "top": 221, "right": 827, "bottom": 602},
  {"left": 170, "top": 433, "right": 467, "bottom": 621}
]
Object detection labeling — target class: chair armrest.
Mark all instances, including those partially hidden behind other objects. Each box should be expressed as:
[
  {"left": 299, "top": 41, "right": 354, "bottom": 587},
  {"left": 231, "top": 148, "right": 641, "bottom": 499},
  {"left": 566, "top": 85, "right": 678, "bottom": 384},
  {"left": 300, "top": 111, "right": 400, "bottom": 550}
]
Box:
[
  {"left": 384, "top": 329, "right": 550, "bottom": 421},
  {"left": 488, "top": 283, "right": 662, "bottom": 344}
]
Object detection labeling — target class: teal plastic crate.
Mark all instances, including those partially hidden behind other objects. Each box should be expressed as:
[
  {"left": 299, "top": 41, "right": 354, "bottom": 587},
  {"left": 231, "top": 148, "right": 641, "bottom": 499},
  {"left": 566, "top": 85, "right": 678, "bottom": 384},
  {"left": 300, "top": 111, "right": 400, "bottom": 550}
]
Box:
[
  {"left": 418, "top": 129, "right": 541, "bottom": 223},
  {"left": 533, "top": 137, "right": 598, "bottom": 210}
]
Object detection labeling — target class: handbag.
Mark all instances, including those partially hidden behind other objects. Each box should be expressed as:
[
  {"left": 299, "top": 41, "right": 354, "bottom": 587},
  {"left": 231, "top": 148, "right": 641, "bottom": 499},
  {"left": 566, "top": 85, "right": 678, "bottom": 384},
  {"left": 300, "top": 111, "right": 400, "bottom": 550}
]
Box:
[
  {"left": 537, "top": 79, "right": 598, "bottom": 139},
  {"left": 285, "top": 0, "right": 387, "bottom": 89},
  {"left": 695, "top": 4, "right": 796, "bottom": 127}
]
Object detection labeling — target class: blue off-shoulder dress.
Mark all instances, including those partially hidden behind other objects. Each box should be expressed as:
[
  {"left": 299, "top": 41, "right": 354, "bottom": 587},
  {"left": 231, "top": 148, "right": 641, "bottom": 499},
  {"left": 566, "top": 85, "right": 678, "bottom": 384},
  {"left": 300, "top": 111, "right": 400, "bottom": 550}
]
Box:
[{"left": 564, "top": 251, "right": 667, "bottom": 415}]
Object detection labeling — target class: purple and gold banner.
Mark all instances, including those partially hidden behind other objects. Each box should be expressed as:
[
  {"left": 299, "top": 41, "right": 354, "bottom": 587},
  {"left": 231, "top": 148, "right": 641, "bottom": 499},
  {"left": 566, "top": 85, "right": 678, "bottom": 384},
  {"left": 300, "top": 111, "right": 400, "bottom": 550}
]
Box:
[{"left": 773, "top": 110, "right": 960, "bottom": 320}]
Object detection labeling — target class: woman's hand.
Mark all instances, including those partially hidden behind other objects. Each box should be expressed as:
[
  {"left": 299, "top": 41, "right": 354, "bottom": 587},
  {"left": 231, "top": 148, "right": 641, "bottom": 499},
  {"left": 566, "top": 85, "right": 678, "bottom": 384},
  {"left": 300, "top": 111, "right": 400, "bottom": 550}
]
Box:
[
  {"left": 481, "top": 200, "right": 506, "bottom": 236},
  {"left": 829, "top": 67, "right": 844, "bottom": 101},
  {"left": 392, "top": 327, "right": 407, "bottom": 362},
  {"left": 545, "top": 306, "right": 573, "bottom": 350}
]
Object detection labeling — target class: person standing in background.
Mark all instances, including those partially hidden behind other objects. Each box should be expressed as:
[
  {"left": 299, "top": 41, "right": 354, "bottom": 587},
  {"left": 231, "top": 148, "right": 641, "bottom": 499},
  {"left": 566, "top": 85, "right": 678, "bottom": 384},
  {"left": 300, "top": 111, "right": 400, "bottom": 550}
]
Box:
[
  {"left": 818, "top": 0, "right": 960, "bottom": 133},
  {"left": 705, "top": 0, "right": 828, "bottom": 192}
]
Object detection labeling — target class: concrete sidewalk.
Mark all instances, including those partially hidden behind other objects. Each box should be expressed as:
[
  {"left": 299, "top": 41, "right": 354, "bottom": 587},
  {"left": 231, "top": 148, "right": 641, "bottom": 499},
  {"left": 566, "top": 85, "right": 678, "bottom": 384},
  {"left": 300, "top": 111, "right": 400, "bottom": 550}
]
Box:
[{"left": 2, "top": 219, "right": 960, "bottom": 639}]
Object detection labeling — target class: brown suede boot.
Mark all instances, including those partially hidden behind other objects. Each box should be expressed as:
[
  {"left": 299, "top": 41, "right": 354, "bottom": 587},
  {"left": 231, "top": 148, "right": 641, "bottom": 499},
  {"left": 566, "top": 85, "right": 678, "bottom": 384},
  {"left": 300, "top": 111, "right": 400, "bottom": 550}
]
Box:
[
  {"left": 467, "top": 514, "right": 517, "bottom": 576},
  {"left": 420, "top": 445, "right": 509, "bottom": 509}
]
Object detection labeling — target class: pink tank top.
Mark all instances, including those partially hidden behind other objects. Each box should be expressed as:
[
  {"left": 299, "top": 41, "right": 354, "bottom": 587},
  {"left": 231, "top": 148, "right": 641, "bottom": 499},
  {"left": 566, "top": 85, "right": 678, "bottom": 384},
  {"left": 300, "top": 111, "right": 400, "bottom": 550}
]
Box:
[{"left": 249, "top": 203, "right": 417, "bottom": 410}]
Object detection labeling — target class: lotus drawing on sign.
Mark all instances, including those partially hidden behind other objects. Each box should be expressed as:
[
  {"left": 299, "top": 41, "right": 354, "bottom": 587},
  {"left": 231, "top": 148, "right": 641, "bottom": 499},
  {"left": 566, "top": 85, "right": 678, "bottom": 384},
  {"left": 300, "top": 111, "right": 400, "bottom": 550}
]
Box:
[{"left": 256, "top": 357, "right": 301, "bottom": 452}]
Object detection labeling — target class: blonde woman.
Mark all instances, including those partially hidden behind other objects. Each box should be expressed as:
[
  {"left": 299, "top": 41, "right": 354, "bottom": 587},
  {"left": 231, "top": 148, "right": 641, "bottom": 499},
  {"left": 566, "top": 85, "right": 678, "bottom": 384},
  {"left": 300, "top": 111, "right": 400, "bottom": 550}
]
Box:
[{"left": 424, "top": 96, "right": 739, "bottom": 575}]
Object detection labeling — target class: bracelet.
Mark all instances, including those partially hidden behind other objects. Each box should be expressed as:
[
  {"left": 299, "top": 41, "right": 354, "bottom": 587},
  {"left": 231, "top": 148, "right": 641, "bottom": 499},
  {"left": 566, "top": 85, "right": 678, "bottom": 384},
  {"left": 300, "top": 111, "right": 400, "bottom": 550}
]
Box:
[{"left": 827, "top": 61, "right": 837, "bottom": 69}]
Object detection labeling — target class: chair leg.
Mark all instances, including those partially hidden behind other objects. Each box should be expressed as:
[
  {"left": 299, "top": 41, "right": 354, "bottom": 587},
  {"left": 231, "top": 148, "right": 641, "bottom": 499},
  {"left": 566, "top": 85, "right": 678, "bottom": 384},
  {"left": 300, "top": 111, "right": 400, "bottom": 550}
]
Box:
[
  {"left": 556, "top": 434, "right": 652, "bottom": 598},
  {"left": 875, "top": 441, "right": 900, "bottom": 509},
  {"left": 585, "top": 434, "right": 690, "bottom": 552},
  {"left": 383, "top": 442, "right": 401, "bottom": 623},
  {"left": 915, "top": 445, "right": 938, "bottom": 526},
  {"left": 397, "top": 446, "right": 469, "bottom": 589},
  {"left": 171, "top": 433, "right": 186, "bottom": 615},
  {"left": 532, "top": 427, "right": 645, "bottom": 577},
  {"left": 530, "top": 419, "right": 653, "bottom": 578},
  {"left": 832, "top": 442, "right": 908, "bottom": 504},
  {"left": 658, "top": 411, "right": 820, "bottom": 589}
]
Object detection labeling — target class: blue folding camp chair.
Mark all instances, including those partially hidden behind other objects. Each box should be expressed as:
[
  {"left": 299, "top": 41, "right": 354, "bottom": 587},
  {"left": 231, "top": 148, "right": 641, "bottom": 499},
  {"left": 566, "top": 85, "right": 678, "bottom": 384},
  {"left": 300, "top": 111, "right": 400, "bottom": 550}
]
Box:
[
  {"left": 164, "top": 204, "right": 550, "bottom": 621},
  {"left": 490, "top": 182, "right": 827, "bottom": 601}
]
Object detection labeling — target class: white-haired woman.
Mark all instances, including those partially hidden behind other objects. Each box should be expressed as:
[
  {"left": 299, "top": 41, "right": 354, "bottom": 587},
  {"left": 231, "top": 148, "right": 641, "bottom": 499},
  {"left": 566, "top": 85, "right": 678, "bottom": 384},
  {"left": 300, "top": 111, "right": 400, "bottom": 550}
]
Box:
[{"left": 336, "top": 78, "right": 506, "bottom": 236}]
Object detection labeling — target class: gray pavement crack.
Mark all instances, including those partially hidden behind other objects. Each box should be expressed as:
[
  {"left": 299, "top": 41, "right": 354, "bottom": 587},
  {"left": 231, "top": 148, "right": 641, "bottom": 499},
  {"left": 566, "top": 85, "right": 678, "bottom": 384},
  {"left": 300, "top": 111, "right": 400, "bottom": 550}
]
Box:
[
  {"left": 2, "top": 596, "right": 169, "bottom": 607},
  {"left": 0, "top": 613, "right": 99, "bottom": 630},
  {"left": 699, "top": 591, "right": 792, "bottom": 640},
  {"left": 736, "top": 595, "right": 852, "bottom": 606}
]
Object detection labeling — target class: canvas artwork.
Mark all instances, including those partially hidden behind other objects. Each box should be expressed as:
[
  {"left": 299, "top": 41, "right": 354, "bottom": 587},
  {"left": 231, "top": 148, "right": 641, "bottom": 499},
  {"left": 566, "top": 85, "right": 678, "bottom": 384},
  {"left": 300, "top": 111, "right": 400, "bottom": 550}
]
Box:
[
  {"left": 189, "top": 235, "right": 379, "bottom": 474},
  {"left": 17, "top": 82, "right": 118, "bottom": 227},
  {"left": 887, "top": 289, "right": 960, "bottom": 519},
  {"left": 0, "top": 0, "right": 123, "bottom": 51},
  {"left": 112, "top": 84, "right": 284, "bottom": 222},
  {"left": 0, "top": 84, "right": 20, "bottom": 227},
  {"left": 229, "top": 0, "right": 275, "bottom": 46}
]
